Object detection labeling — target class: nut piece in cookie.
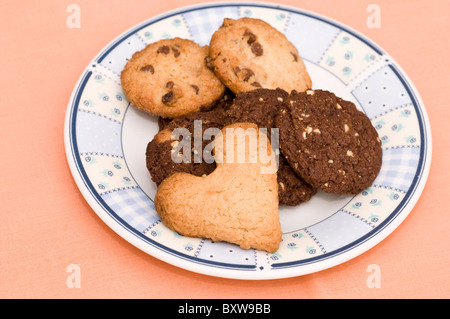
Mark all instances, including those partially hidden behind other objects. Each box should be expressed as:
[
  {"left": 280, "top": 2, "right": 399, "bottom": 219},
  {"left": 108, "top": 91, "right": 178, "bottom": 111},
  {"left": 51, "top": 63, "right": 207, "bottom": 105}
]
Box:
[
  {"left": 121, "top": 37, "right": 225, "bottom": 118},
  {"left": 154, "top": 123, "right": 282, "bottom": 253},
  {"left": 209, "top": 18, "right": 312, "bottom": 94},
  {"left": 227, "top": 88, "right": 316, "bottom": 205},
  {"left": 276, "top": 89, "right": 382, "bottom": 195}
]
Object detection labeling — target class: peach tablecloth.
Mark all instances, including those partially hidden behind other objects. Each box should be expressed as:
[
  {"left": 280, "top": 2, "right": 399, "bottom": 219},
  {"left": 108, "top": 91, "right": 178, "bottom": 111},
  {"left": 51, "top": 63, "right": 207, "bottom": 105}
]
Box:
[{"left": 1, "top": 0, "right": 449, "bottom": 298}]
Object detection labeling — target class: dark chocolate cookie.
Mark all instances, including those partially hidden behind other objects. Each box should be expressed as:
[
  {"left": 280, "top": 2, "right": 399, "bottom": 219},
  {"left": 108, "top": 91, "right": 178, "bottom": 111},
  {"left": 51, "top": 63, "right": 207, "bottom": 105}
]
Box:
[
  {"left": 275, "top": 89, "right": 382, "bottom": 194},
  {"left": 158, "top": 89, "right": 235, "bottom": 131},
  {"left": 227, "top": 88, "right": 317, "bottom": 205},
  {"left": 227, "top": 88, "right": 288, "bottom": 133},
  {"left": 146, "top": 97, "right": 232, "bottom": 186},
  {"left": 277, "top": 155, "right": 317, "bottom": 206},
  {"left": 146, "top": 129, "right": 216, "bottom": 186}
]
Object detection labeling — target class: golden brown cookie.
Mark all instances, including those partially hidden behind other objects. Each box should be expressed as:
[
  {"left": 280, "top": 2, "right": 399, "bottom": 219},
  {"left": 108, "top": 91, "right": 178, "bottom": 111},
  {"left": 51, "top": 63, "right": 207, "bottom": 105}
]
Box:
[
  {"left": 154, "top": 122, "right": 282, "bottom": 253},
  {"left": 121, "top": 37, "right": 226, "bottom": 118},
  {"left": 208, "top": 18, "right": 312, "bottom": 94}
]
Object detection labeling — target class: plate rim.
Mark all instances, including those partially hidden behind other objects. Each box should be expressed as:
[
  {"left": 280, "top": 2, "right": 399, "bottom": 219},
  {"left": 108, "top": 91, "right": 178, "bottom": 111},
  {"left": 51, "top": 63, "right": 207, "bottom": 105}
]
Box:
[{"left": 64, "top": 0, "right": 432, "bottom": 280}]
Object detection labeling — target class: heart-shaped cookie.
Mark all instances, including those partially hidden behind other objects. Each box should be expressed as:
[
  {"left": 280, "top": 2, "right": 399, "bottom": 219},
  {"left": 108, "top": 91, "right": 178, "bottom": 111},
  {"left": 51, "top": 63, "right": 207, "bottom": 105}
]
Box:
[{"left": 154, "top": 122, "right": 282, "bottom": 253}]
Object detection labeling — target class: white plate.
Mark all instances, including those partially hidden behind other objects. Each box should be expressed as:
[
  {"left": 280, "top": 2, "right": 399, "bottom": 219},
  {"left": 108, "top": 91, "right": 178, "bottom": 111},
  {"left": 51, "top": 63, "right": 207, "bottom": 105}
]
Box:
[{"left": 64, "top": 1, "right": 432, "bottom": 279}]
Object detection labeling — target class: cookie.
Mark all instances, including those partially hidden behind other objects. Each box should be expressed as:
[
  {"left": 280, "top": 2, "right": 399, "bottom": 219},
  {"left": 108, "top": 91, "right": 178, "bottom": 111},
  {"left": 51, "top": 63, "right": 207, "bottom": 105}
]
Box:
[
  {"left": 275, "top": 89, "right": 382, "bottom": 194},
  {"left": 146, "top": 103, "right": 231, "bottom": 186},
  {"left": 121, "top": 37, "right": 226, "bottom": 118},
  {"left": 227, "top": 88, "right": 288, "bottom": 131},
  {"left": 277, "top": 155, "right": 317, "bottom": 206},
  {"left": 157, "top": 116, "right": 172, "bottom": 132},
  {"left": 158, "top": 89, "right": 235, "bottom": 131},
  {"left": 227, "top": 88, "right": 316, "bottom": 205},
  {"left": 146, "top": 128, "right": 216, "bottom": 186},
  {"left": 165, "top": 89, "right": 234, "bottom": 130},
  {"left": 154, "top": 122, "right": 282, "bottom": 253},
  {"left": 208, "top": 18, "right": 312, "bottom": 94}
]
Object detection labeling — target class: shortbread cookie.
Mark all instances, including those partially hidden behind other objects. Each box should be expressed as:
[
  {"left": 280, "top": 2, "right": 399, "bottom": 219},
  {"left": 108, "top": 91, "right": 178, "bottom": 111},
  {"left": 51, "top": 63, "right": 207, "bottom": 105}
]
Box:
[
  {"left": 146, "top": 104, "right": 230, "bottom": 186},
  {"left": 121, "top": 37, "right": 226, "bottom": 118},
  {"left": 276, "top": 89, "right": 382, "bottom": 194},
  {"left": 155, "top": 123, "right": 282, "bottom": 253},
  {"left": 227, "top": 88, "right": 316, "bottom": 205},
  {"left": 208, "top": 17, "right": 312, "bottom": 94}
]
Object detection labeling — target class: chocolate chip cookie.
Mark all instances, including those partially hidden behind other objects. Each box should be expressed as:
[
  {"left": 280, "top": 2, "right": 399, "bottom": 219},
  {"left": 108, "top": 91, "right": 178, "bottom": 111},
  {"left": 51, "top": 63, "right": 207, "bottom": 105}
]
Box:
[
  {"left": 208, "top": 18, "right": 312, "bottom": 94},
  {"left": 276, "top": 89, "right": 382, "bottom": 194},
  {"left": 121, "top": 37, "right": 226, "bottom": 118},
  {"left": 227, "top": 88, "right": 316, "bottom": 205}
]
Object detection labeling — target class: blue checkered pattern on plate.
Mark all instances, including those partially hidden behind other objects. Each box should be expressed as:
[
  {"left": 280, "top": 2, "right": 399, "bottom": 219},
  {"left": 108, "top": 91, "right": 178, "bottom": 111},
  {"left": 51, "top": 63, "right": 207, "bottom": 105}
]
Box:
[
  {"left": 101, "top": 187, "right": 160, "bottom": 232},
  {"left": 182, "top": 6, "right": 240, "bottom": 45},
  {"left": 373, "top": 147, "right": 421, "bottom": 192}
]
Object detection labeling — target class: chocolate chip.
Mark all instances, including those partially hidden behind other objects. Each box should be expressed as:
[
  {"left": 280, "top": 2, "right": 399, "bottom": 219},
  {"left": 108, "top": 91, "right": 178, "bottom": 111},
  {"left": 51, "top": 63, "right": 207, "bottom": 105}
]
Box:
[
  {"left": 140, "top": 65, "right": 154, "bottom": 74},
  {"left": 157, "top": 45, "right": 170, "bottom": 54},
  {"left": 191, "top": 84, "right": 199, "bottom": 95},
  {"left": 166, "top": 81, "right": 174, "bottom": 89},
  {"left": 162, "top": 91, "right": 174, "bottom": 104},
  {"left": 291, "top": 52, "right": 298, "bottom": 62},
  {"left": 204, "top": 56, "right": 214, "bottom": 70},
  {"left": 251, "top": 82, "right": 262, "bottom": 88},
  {"left": 243, "top": 29, "right": 257, "bottom": 44},
  {"left": 233, "top": 67, "right": 254, "bottom": 81},
  {"left": 242, "top": 68, "right": 254, "bottom": 82},
  {"left": 172, "top": 47, "right": 180, "bottom": 57},
  {"left": 251, "top": 42, "right": 263, "bottom": 56}
]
